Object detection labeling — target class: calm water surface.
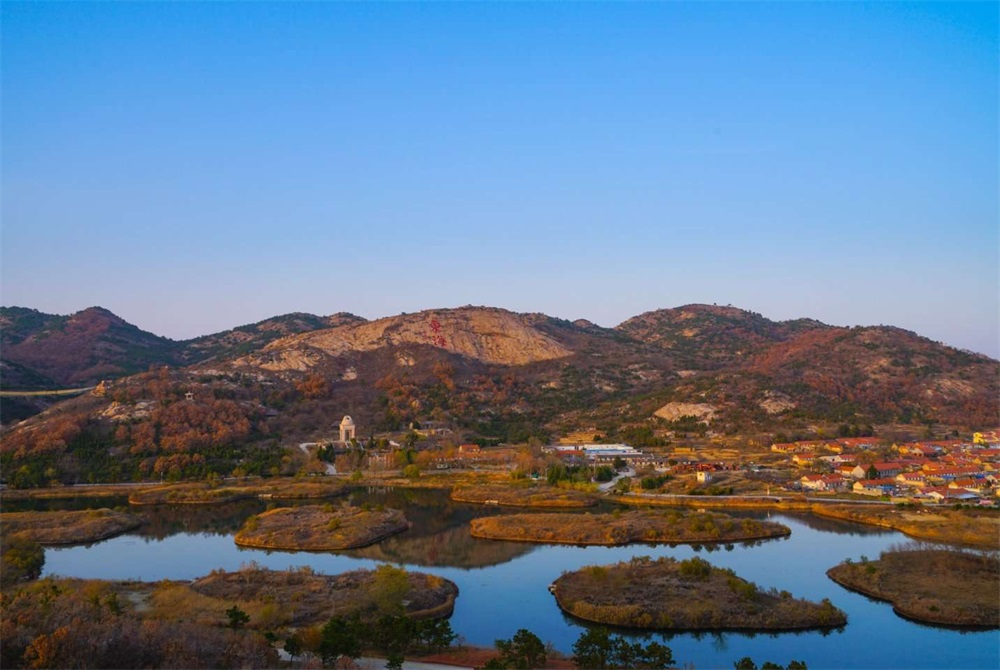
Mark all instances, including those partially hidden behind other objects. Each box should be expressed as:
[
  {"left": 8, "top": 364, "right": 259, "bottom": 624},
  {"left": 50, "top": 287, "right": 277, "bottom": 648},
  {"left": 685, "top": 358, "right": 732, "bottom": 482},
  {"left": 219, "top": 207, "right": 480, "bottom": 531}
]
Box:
[{"left": 39, "top": 489, "right": 999, "bottom": 669}]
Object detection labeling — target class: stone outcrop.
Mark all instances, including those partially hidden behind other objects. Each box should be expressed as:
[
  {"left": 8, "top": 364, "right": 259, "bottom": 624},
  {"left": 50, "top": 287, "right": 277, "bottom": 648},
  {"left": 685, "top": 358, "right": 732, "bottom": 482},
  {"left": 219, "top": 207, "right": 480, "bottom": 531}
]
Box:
[{"left": 235, "top": 307, "right": 573, "bottom": 370}]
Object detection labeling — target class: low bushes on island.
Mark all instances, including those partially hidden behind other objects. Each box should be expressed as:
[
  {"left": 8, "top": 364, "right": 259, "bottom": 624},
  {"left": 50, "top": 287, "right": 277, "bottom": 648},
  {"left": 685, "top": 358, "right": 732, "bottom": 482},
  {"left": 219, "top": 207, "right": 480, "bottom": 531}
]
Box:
[
  {"left": 552, "top": 556, "right": 846, "bottom": 631},
  {"left": 184, "top": 563, "right": 458, "bottom": 625},
  {"left": 827, "top": 544, "right": 999, "bottom": 628},
  {"left": 470, "top": 509, "right": 790, "bottom": 546},
  {"left": 233, "top": 503, "right": 410, "bottom": 550},
  {"left": 450, "top": 484, "right": 597, "bottom": 508},
  {"left": 128, "top": 479, "right": 349, "bottom": 505},
  {"left": 0, "top": 564, "right": 458, "bottom": 669},
  {"left": 0, "top": 509, "right": 142, "bottom": 545}
]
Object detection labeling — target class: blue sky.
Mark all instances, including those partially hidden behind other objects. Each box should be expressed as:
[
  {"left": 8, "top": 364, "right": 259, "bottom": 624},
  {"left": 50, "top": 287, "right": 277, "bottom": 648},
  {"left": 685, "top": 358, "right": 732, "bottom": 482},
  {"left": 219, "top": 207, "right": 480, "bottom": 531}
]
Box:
[{"left": 3, "top": 2, "right": 997, "bottom": 357}]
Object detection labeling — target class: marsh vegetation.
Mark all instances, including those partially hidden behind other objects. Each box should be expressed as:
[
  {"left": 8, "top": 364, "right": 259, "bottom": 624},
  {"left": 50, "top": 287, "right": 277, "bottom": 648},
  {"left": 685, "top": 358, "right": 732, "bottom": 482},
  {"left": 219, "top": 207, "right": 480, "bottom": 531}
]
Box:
[
  {"left": 0, "top": 508, "right": 142, "bottom": 545},
  {"left": 553, "top": 556, "right": 846, "bottom": 631},
  {"left": 233, "top": 503, "right": 410, "bottom": 550},
  {"left": 827, "top": 544, "right": 999, "bottom": 627},
  {"left": 470, "top": 509, "right": 790, "bottom": 545}
]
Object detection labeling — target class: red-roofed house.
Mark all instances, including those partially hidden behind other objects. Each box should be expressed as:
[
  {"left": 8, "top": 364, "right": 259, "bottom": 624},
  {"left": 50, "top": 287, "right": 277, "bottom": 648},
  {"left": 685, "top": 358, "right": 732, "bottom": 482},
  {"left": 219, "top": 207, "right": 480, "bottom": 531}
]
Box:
[
  {"left": 801, "top": 474, "right": 848, "bottom": 492},
  {"left": 836, "top": 464, "right": 860, "bottom": 477},
  {"left": 853, "top": 479, "right": 896, "bottom": 496},
  {"left": 871, "top": 462, "right": 904, "bottom": 478},
  {"left": 895, "top": 471, "right": 927, "bottom": 488}
]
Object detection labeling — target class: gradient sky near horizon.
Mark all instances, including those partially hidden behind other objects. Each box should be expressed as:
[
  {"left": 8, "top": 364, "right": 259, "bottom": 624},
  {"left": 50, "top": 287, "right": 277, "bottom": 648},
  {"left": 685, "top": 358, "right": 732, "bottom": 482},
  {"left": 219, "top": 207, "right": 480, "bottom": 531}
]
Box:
[{"left": 3, "top": 2, "right": 997, "bottom": 357}]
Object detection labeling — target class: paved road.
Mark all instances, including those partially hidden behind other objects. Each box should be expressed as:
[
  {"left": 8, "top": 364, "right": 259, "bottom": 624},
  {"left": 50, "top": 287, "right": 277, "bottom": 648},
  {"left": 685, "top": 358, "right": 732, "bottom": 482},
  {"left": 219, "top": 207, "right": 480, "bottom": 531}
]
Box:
[
  {"left": 599, "top": 468, "right": 634, "bottom": 492},
  {"left": 620, "top": 492, "right": 897, "bottom": 506},
  {"left": 298, "top": 443, "right": 337, "bottom": 475}
]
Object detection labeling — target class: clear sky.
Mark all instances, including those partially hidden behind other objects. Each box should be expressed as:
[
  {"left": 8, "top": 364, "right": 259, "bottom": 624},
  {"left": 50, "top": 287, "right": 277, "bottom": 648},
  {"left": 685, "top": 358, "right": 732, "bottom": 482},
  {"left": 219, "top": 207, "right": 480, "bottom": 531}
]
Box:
[{"left": 2, "top": 2, "right": 997, "bottom": 357}]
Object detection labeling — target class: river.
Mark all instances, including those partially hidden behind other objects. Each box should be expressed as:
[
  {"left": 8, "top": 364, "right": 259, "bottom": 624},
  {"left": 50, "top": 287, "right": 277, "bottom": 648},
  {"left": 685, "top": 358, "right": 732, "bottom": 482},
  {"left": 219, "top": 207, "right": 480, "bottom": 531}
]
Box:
[{"left": 29, "top": 488, "right": 999, "bottom": 669}]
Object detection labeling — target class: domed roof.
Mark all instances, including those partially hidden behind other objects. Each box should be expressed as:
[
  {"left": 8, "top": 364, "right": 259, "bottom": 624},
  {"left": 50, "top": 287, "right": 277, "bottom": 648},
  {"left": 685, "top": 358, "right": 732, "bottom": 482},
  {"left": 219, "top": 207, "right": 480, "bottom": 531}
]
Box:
[{"left": 340, "top": 415, "right": 354, "bottom": 426}]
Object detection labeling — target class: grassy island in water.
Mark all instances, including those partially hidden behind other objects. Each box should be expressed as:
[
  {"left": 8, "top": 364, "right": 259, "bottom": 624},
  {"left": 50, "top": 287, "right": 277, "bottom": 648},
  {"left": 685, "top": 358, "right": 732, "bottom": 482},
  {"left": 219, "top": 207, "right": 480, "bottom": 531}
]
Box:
[
  {"left": 0, "top": 509, "right": 142, "bottom": 545},
  {"left": 827, "top": 546, "right": 999, "bottom": 628},
  {"left": 450, "top": 483, "right": 596, "bottom": 508},
  {"left": 470, "top": 509, "right": 790, "bottom": 545},
  {"left": 553, "top": 556, "right": 846, "bottom": 631},
  {"left": 234, "top": 504, "right": 410, "bottom": 550}
]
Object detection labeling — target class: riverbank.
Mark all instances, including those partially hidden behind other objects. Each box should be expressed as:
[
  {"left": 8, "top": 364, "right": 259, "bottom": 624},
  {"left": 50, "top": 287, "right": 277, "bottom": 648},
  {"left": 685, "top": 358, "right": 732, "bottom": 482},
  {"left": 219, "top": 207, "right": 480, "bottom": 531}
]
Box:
[
  {"left": 552, "top": 555, "right": 847, "bottom": 631},
  {"left": 812, "top": 505, "right": 999, "bottom": 549},
  {"left": 1, "top": 565, "right": 459, "bottom": 669},
  {"left": 614, "top": 493, "right": 1000, "bottom": 548},
  {"left": 827, "top": 547, "right": 999, "bottom": 628},
  {"left": 0, "top": 508, "right": 142, "bottom": 544},
  {"left": 451, "top": 484, "right": 596, "bottom": 508},
  {"left": 470, "top": 509, "right": 789, "bottom": 545},
  {"left": 234, "top": 504, "right": 410, "bottom": 550},
  {"left": 128, "top": 479, "right": 351, "bottom": 505}
]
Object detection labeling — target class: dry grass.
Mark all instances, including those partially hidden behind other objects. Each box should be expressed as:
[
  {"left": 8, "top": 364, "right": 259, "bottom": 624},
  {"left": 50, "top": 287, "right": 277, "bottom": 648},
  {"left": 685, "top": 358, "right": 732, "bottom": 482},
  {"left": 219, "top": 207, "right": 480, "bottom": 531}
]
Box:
[
  {"left": 234, "top": 504, "right": 410, "bottom": 550},
  {"left": 827, "top": 546, "right": 999, "bottom": 627},
  {"left": 162, "top": 565, "right": 458, "bottom": 627},
  {"left": 553, "top": 556, "right": 846, "bottom": 631},
  {"left": 470, "top": 510, "right": 789, "bottom": 545},
  {"left": 0, "top": 509, "right": 141, "bottom": 544},
  {"left": 814, "top": 505, "right": 1000, "bottom": 549},
  {"left": 450, "top": 483, "right": 597, "bottom": 508},
  {"left": 128, "top": 479, "right": 350, "bottom": 505}
]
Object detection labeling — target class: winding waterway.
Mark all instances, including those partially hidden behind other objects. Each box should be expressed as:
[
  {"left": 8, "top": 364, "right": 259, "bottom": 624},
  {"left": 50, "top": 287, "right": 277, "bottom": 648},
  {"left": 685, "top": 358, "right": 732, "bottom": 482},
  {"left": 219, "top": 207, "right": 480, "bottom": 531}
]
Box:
[{"left": 30, "top": 489, "right": 999, "bottom": 669}]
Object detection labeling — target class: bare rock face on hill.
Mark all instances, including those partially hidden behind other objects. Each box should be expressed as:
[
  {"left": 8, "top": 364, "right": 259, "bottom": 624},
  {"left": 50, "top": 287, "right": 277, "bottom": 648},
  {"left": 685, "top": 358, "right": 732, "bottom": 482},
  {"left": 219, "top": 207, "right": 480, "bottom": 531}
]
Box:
[
  {"left": 654, "top": 402, "right": 717, "bottom": 423},
  {"left": 234, "top": 307, "right": 574, "bottom": 371}
]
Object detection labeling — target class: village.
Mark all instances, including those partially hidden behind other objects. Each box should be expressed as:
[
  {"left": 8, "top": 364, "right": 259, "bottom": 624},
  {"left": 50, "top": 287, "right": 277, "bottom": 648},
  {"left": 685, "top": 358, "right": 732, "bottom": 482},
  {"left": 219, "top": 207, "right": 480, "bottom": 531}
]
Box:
[
  {"left": 311, "top": 417, "right": 1000, "bottom": 508},
  {"left": 772, "top": 429, "right": 1000, "bottom": 505}
]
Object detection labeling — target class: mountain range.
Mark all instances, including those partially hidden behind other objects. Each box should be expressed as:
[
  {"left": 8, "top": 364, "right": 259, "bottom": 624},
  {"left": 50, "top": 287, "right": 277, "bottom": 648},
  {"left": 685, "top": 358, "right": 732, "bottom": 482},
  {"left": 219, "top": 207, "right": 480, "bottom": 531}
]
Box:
[{"left": 1, "top": 303, "right": 996, "bottom": 485}]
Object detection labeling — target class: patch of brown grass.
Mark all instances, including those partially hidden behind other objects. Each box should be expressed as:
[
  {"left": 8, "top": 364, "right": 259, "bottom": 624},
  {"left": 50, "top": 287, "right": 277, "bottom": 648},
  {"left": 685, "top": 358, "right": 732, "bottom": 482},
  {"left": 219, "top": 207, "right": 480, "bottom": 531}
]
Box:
[
  {"left": 470, "top": 510, "right": 789, "bottom": 545},
  {"left": 553, "top": 556, "right": 846, "bottom": 631},
  {"left": 814, "top": 505, "right": 1000, "bottom": 549},
  {"left": 128, "top": 479, "right": 349, "bottom": 505},
  {"left": 0, "top": 509, "right": 142, "bottom": 545},
  {"left": 451, "top": 483, "right": 597, "bottom": 508},
  {"left": 827, "top": 546, "right": 999, "bottom": 627},
  {"left": 233, "top": 504, "right": 409, "bottom": 550}
]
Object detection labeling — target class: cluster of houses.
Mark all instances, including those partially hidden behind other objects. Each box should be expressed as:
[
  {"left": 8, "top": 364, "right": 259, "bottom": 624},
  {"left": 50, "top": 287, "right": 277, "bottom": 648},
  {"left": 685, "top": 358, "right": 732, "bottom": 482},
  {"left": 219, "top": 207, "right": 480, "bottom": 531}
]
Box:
[
  {"left": 776, "top": 431, "right": 1000, "bottom": 505},
  {"left": 543, "top": 443, "right": 660, "bottom": 468}
]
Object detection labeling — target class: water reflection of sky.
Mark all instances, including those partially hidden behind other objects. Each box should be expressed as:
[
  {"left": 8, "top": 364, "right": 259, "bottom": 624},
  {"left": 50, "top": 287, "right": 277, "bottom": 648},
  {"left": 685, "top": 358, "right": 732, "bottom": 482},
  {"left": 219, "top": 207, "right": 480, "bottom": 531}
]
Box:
[{"left": 42, "top": 500, "right": 999, "bottom": 669}]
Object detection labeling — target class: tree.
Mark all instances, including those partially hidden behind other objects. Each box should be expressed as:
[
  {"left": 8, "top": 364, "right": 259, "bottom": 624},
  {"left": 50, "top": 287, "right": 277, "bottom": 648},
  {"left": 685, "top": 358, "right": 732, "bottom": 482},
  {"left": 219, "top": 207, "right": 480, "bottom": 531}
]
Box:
[
  {"left": 573, "top": 629, "right": 673, "bottom": 669},
  {"left": 594, "top": 466, "right": 615, "bottom": 482},
  {"left": 0, "top": 536, "right": 45, "bottom": 588},
  {"left": 319, "top": 615, "right": 363, "bottom": 667},
  {"left": 734, "top": 659, "right": 758, "bottom": 670},
  {"left": 613, "top": 477, "right": 633, "bottom": 495},
  {"left": 866, "top": 464, "right": 879, "bottom": 480},
  {"left": 225, "top": 605, "right": 250, "bottom": 629},
  {"left": 572, "top": 628, "right": 613, "bottom": 669},
  {"left": 283, "top": 634, "right": 302, "bottom": 659},
  {"left": 492, "top": 629, "right": 547, "bottom": 669},
  {"left": 372, "top": 564, "right": 410, "bottom": 614}
]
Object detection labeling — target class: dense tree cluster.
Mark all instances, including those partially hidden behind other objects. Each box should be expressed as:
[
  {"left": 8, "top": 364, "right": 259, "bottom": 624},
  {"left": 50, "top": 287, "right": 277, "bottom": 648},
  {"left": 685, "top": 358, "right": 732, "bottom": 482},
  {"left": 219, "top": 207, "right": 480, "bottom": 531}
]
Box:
[
  {"left": 0, "top": 537, "right": 44, "bottom": 590},
  {"left": 317, "top": 612, "right": 455, "bottom": 669},
  {"left": 571, "top": 627, "right": 674, "bottom": 669}
]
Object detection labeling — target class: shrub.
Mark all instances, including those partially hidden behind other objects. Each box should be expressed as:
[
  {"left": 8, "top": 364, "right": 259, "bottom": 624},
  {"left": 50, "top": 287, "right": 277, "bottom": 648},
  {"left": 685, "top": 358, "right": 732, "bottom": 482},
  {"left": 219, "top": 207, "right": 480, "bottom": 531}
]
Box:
[{"left": 678, "top": 557, "right": 713, "bottom": 581}]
